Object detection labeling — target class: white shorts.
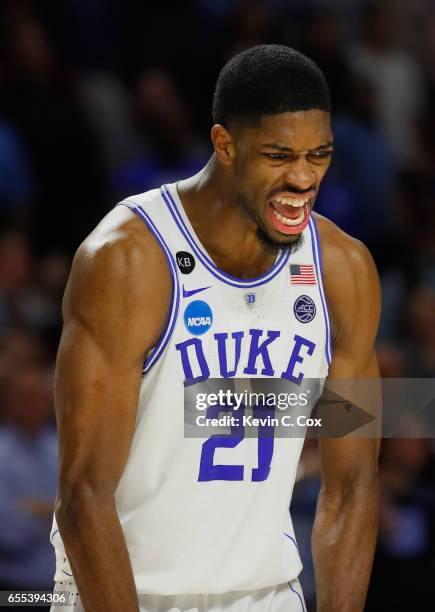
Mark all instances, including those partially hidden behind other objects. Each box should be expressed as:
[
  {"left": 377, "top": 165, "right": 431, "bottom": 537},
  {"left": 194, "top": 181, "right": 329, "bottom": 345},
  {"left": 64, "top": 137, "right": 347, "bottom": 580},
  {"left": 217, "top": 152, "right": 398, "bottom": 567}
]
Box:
[{"left": 50, "top": 579, "right": 306, "bottom": 611}]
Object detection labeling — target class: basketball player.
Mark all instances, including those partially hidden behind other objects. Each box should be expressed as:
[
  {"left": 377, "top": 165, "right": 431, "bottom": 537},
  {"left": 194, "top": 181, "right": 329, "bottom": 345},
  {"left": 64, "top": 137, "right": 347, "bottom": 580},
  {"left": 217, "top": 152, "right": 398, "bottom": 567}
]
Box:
[{"left": 50, "top": 46, "right": 380, "bottom": 611}]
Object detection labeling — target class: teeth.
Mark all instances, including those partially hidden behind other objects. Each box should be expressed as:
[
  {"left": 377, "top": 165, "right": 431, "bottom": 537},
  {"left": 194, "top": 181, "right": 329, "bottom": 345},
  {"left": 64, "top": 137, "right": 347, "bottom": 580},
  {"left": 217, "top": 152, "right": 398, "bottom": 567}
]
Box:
[
  {"left": 272, "top": 209, "right": 305, "bottom": 226},
  {"left": 274, "top": 197, "right": 308, "bottom": 208}
]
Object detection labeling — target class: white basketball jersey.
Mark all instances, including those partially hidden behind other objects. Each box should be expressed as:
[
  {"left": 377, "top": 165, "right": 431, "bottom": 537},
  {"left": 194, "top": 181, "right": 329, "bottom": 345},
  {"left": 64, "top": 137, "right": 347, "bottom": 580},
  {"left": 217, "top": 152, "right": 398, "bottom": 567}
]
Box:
[{"left": 51, "top": 183, "right": 332, "bottom": 594}]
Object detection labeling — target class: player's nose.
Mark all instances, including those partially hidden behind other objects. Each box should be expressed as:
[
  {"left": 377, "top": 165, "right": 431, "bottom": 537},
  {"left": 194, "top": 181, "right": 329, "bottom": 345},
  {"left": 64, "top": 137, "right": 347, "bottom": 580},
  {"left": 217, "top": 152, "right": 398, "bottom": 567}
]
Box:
[{"left": 282, "top": 157, "right": 315, "bottom": 192}]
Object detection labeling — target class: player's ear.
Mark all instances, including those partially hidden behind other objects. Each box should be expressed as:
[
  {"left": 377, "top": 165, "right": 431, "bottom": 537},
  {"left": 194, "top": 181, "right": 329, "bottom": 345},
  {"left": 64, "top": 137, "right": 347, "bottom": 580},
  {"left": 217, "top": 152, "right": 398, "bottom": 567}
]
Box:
[{"left": 211, "top": 124, "right": 236, "bottom": 166}]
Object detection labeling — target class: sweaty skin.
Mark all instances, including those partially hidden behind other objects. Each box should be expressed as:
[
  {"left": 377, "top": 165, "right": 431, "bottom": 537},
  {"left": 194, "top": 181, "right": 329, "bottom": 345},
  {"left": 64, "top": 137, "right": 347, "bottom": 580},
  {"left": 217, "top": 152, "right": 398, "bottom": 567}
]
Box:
[{"left": 55, "top": 110, "right": 380, "bottom": 612}]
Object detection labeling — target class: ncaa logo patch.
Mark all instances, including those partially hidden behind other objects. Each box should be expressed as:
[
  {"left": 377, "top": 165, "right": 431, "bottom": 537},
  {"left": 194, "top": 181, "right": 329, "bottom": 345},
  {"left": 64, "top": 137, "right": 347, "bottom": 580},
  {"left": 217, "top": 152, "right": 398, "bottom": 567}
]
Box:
[
  {"left": 176, "top": 251, "right": 195, "bottom": 274},
  {"left": 294, "top": 295, "right": 316, "bottom": 323},
  {"left": 184, "top": 300, "right": 213, "bottom": 336}
]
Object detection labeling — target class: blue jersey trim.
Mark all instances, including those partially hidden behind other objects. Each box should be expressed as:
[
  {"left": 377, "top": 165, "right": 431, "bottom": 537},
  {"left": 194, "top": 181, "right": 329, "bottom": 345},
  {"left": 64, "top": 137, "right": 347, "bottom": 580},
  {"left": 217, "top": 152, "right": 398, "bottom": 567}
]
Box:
[
  {"left": 311, "top": 216, "right": 333, "bottom": 364},
  {"left": 284, "top": 531, "right": 299, "bottom": 550},
  {"left": 161, "top": 185, "right": 291, "bottom": 288},
  {"left": 50, "top": 529, "right": 59, "bottom": 543},
  {"left": 289, "top": 582, "right": 307, "bottom": 612},
  {"left": 120, "top": 200, "right": 180, "bottom": 374},
  {"left": 308, "top": 217, "right": 332, "bottom": 366}
]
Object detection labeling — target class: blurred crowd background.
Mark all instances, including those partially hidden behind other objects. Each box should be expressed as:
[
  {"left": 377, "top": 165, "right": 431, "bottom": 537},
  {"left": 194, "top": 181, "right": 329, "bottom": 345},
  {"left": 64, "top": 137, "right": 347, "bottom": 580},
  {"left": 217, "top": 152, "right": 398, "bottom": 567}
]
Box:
[{"left": 0, "top": 0, "right": 434, "bottom": 610}]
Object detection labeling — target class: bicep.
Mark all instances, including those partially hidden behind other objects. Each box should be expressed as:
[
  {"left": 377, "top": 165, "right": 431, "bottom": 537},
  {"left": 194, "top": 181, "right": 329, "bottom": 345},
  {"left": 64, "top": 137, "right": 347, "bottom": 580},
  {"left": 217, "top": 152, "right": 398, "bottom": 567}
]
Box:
[
  {"left": 55, "top": 318, "right": 144, "bottom": 495},
  {"left": 319, "top": 238, "right": 381, "bottom": 490}
]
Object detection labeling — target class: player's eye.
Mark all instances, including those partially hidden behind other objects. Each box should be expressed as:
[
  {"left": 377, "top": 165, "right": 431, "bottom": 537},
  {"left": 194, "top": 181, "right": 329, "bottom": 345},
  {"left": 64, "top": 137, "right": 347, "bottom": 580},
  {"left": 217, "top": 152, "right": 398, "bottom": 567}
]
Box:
[
  {"left": 262, "top": 153, "right": 289, "bottom": 160},
  {"left": 308, "top": 150, "right": 333, "bottom": 161}
]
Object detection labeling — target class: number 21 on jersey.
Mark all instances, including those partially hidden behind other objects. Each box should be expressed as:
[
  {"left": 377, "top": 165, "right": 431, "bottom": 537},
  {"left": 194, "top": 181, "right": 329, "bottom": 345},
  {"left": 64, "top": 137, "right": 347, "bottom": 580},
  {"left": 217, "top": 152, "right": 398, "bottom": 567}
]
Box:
[{"left": 198, "top": 402, "right": 275, "bottom": 482}]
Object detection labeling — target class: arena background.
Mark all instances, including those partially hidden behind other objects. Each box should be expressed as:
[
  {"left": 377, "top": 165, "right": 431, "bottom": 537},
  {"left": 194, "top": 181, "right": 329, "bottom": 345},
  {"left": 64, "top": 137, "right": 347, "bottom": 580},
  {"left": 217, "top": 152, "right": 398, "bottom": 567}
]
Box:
[{"left": 0, "top": 0, "right": 434, "bottom": 610}]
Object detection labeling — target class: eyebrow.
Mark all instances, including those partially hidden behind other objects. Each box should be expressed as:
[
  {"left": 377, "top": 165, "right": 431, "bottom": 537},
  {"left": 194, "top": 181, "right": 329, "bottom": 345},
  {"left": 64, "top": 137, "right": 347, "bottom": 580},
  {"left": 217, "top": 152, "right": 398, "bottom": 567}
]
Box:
[{"left": 262, "top": 141, "right": 334, "bottom": 152}]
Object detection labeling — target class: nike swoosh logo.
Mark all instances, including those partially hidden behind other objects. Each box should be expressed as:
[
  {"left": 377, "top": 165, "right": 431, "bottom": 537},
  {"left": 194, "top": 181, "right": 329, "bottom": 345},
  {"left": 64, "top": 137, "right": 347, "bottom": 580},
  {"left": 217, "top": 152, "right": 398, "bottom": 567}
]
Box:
[{"left": 182, "top": 285, "right": 211, "bottom": 298}]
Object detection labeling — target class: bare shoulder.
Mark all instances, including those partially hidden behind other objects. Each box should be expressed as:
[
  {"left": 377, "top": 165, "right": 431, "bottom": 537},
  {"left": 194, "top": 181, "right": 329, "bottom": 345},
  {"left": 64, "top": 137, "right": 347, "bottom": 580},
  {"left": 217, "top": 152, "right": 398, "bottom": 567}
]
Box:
[
  {"left": 313, "top": 212, "right": 378, "bottom": 281},
  {"left": 313, "top": 212, "right": 381, "bottom": 341},
  {"left": 63, "top": 205, "right": 172, "bottom": 345}
]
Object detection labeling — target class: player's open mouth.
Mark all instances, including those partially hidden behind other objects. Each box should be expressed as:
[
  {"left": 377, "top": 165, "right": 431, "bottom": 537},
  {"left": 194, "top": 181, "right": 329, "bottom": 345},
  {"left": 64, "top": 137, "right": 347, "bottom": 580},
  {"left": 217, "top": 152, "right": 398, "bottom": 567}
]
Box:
[{"left": 267, "top": 193, "right": 313, "bottom": 235}]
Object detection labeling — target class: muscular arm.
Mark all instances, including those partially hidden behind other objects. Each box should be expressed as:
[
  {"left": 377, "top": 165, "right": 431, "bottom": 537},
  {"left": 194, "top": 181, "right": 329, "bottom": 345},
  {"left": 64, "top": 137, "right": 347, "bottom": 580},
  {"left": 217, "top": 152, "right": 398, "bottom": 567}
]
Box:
[
  {"left": 54, "top": 206, "right": 172, "bottom": 612},
  {"left": 312, "top": 216, "right": 381, "bottom": 612}
]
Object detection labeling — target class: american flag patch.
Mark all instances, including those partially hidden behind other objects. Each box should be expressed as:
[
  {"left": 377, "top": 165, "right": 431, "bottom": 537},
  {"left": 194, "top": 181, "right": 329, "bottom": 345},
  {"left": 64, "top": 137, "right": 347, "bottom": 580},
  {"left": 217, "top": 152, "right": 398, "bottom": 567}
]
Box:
[{"left": 290, "top": 264, "right": 316, "bottom": 285}]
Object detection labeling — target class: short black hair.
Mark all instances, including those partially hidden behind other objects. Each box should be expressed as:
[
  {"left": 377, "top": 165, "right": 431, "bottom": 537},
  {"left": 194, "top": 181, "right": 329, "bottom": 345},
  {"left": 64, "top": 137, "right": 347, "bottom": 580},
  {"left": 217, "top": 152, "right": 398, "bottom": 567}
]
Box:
[{"left": 212, "top": 44, "right": 331, "bottom": 128}]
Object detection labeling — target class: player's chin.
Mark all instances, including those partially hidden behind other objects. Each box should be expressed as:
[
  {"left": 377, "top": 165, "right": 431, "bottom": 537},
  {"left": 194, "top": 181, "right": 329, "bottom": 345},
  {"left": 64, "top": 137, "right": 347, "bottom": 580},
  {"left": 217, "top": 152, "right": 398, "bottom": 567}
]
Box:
[
  {"left": 256, "top": 223, "right": 301, "bottom": 248},
  {"left": 271, "top": 230, "right": 301, "bottom": 244}
]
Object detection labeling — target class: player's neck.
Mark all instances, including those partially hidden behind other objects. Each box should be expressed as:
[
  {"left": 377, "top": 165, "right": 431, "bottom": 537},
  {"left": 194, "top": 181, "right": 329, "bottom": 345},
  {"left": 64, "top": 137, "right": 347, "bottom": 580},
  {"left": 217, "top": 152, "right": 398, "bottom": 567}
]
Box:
[{"left": 177, "top": 158, "right": 279, "bottom": 279}]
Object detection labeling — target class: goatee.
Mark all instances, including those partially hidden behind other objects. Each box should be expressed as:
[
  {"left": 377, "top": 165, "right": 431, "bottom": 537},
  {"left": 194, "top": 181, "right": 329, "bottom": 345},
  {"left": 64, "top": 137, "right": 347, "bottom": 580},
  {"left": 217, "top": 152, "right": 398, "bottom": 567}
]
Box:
[{"left": 255, "top": 226, "right": 304, "bottom": 254}]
